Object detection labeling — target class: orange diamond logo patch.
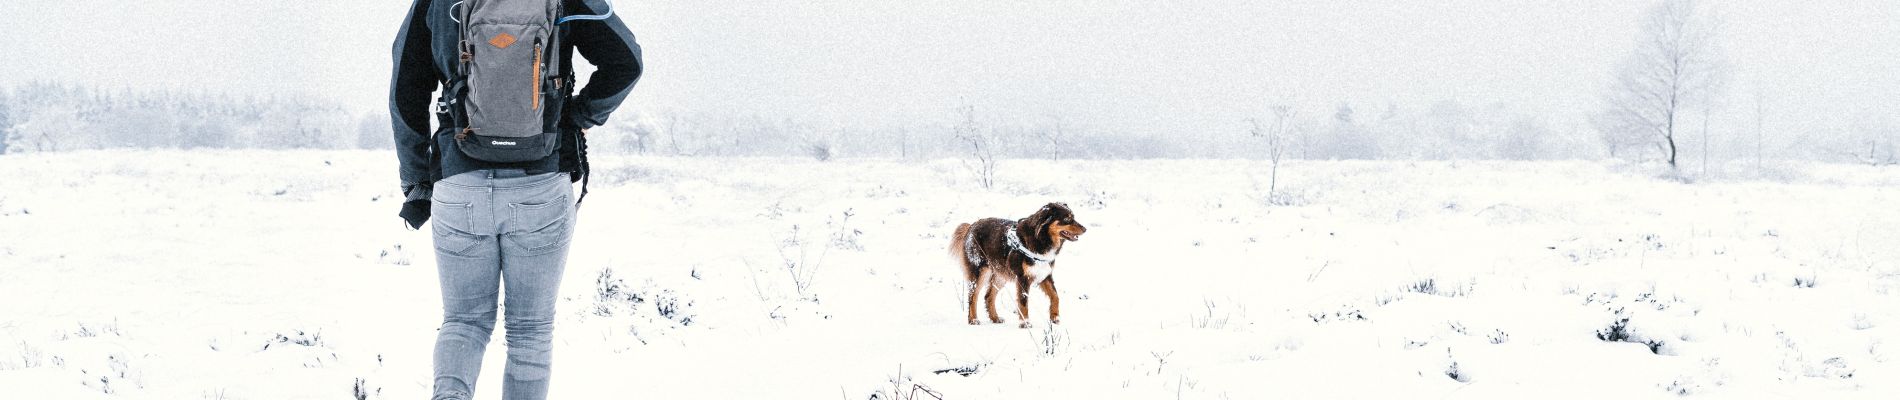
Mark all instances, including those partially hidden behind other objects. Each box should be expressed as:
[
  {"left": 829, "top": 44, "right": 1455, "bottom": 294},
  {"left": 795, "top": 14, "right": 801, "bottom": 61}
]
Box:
[{"left": 488, "top": 33, "right": 518, "bottom": 49}]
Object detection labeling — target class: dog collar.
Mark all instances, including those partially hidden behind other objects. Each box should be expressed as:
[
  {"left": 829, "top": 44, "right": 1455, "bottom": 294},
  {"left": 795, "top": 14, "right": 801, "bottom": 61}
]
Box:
[{"left": 1005, "top": 222, "right": 1056, "bottom": 263}]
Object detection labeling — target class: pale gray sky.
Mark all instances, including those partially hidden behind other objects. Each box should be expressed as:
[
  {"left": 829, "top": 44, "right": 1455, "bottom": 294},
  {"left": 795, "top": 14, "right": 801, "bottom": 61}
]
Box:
[{"left": 2, "top": 0, "right": 1895, "bottom": 137}]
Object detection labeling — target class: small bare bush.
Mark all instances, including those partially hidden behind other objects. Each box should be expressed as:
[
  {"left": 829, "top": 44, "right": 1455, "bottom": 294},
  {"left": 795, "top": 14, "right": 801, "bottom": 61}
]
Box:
[{"left": 952, "top": 105, "right": 999, "bottom": 190}]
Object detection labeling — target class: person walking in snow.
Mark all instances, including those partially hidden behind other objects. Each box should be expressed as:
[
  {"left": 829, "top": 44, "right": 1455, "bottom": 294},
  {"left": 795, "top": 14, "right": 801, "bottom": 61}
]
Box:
[{"left": 389, "top": 0, "right": 641, "bottom": 398}]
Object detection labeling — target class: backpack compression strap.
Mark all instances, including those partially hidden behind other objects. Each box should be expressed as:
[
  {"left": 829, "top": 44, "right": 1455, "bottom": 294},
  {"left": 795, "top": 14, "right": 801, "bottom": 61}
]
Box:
[{"left": 575, "top": 128, "right": 590, "bottom": 209}]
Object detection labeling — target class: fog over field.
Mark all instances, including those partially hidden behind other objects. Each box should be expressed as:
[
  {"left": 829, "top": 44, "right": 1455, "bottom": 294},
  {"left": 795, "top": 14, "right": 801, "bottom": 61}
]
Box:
[
  {"left": 1, "top": 0, "right": 1895, "bottom": 152},
  {"left": 3, "top": 1, "right": 1900, "bottom": 399}
]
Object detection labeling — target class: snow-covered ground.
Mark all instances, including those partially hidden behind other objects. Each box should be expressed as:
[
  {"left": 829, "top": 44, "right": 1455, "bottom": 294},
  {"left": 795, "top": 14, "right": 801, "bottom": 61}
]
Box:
[{"left": 2, "top": 150, "right": 1898, "bottom": 399}]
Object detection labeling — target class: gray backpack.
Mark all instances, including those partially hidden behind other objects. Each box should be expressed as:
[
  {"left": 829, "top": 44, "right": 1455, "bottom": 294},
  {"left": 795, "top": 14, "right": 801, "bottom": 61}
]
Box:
[{"left": 448, "top": 0, "right": 564, "bottom": 162}]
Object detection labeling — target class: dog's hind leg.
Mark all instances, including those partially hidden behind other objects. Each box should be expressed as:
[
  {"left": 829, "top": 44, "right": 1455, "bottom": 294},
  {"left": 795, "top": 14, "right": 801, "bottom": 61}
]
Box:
[
  {"left": 968, "top": 268, "right": 991, "bottom": 325},
  {"left": 1039, "top": 276, "right": 1061, "bottom": 325}
]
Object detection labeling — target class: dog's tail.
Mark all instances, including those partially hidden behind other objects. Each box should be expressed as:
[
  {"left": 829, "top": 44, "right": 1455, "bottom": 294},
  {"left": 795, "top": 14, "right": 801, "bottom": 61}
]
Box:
[{"left": 950, "top": 222, "right": 975, "bottom": 282}]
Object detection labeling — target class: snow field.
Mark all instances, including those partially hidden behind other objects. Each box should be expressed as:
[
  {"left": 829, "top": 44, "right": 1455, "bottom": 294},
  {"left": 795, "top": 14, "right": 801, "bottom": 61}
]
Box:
[{"left": 1, "top": 150, "right": 1898, "bottom": 399}]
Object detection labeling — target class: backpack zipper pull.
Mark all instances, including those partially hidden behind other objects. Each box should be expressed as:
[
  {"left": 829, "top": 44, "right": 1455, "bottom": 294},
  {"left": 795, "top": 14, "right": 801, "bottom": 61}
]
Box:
[{"left": 532, "top": 39, "right": 543, "bottom": 110}]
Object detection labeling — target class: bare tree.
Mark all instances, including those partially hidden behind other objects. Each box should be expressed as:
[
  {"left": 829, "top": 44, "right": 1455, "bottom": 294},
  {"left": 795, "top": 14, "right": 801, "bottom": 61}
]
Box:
[
  {"left": 354, "top": 111, "right": 392, "bottom": 150},
  {"left": 1598, "top": 0, "right": 1725, "bottom": 171},
  {"left": 1845, "top": 114, "right": 1898, "bottom": 166},
  {"left": 1033, "top": 117, "right": 1067, "bottom": 161},
  {"left": 1753, "top": 87, "right": 1765, "bottom": 172},
  {"left": 624, "top": 122, "right": 655, "bottom": 154},
  {"left": 1496, "top": 117, "right": 1553, "bottom": 161},
  {"left": 1247, "top": 104, "right": 1297, "bottom": 204},
  {"left": 1700, "top": 103, "right": 1712, "bottom": 174},
  {"left": 795, "top": 122, "right": 837, "bottom": 162},
  {"left": 952, "top": 105, "right": 999, "bottom": 189},
  {"left": 896, "top": 126, "right": 912, "bottom": 160},
  {"left": 0, "top": 91, "right": 11, "bottom": 155},
  {"left": 659, "top": 113, "right": 705, "bottom": 156}
]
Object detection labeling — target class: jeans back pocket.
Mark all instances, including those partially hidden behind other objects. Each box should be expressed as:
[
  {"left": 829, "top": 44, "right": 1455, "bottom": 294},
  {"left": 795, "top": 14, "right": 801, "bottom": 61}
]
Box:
[
  {"left": 504, "top": 195, "right": 571, "bottom": 255},
  {"left": 431, "top": 200, "right": 488, "bottom": 256}
]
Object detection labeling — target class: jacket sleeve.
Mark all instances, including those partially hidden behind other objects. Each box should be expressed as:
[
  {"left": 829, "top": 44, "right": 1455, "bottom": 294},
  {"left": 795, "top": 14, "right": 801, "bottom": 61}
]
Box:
[
  {"left": 390, "top": 0, "right": 441, "bottom": 191},
  {"left": 563, "top": 0, "right": 644, "bottom": 130}
]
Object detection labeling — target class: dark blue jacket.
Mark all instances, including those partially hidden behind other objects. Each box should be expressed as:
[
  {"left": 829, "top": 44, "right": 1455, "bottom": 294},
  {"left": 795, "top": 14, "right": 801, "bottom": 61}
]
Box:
[{"left": 390, "top": 0, "right": 643, "bottom": 199}]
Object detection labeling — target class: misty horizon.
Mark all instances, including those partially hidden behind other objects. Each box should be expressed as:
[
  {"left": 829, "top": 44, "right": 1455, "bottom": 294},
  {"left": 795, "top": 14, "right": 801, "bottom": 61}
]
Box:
[{"left": 0, "top": 0, "right": 1895, "bottom": 153}]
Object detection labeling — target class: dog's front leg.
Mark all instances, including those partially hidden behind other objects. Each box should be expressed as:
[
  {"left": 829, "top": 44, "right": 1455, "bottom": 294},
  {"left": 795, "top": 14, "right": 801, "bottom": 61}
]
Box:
[
  {"left": 1016, "top": 275, "right": 1034, "bottom": 328},
  {"left": 1039, "top": 276, "right": 1060, "bottom": 324},
  {"left": 985, "top": 281, "right": 1005, "bottom": 324}
]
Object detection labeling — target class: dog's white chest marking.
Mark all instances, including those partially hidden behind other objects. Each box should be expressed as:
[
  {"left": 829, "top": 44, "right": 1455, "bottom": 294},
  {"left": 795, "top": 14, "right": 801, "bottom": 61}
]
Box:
[{"left": 1026, "top": 262, "right": 1053, "bottom": 285}]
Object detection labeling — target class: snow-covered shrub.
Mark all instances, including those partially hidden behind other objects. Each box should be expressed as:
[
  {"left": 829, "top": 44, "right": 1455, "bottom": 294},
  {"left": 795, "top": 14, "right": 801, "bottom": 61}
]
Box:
[
  {"left": 1487, "top": 329, "right": 1510, "bottom": 344},
  {"left": 351, "top": 377, "right": 380, "bottom": 400},
  {"left": 1596, "top": 311, "right": 1633, "bottom": 342},
  {"left": 1148, "top": 350, "right": 1177, "bottom": 375},
  {"left": 80, "top": 352, "right": 140, "bottom": 394},
  {"left": 266, "top": 329, "right": 325, "bottom": 350},
  {"left": 1445, "top": 350, "right": 1469, "bottom": 383},
  {"left": 1661, "top": 357, "right": 1728, "bottom": 396},
  {"left": 593, "top": 268, "right": 697, "bottom": 327},
  {"left": 1308, "top": 307, "right": 1368, "bottom": 324},
  {"left": 1404, "top": 277, "right": 1473, "bottom": 298},
  {"left": 1596, "top": 307, "right": 1666, "bottom": 355},
  {"left": 1190, "top": 299, "right": 1243, "bottom": 330},
  {"left": 60, "top": 320, "right": 122, "bottom": 340},
  {"left": 829, "top": 209, "right": 864, "bottom": 251},
  {"left": 951, "top": 105, "right": 1000, "bottom": 189},
  {"left": 2, "top": 342, "right": 46, "bottom": 370},
  {"left": 768, "top": 209, "right": 859, "bottom": 302},
  {"left": 866, "top": 366, "right": 946, "bottom": 400},
  {"left": 1852, "top": 313, "right": 1875, "bottom": 330},
  {"left": 1792, "top": 272, "right": 1818, "bottom": 288},
  {"left": 360, "top": 243, "right": 411, "bottom": 266},
  {"left": 931, "top": 362, "right": 987, "bottom": 377},
  {"left": 1034, "top": 327, "right": 1069, "bottom": 357},
  {"left": 776, "top": 224, "right": 829, "bottom": 300}
]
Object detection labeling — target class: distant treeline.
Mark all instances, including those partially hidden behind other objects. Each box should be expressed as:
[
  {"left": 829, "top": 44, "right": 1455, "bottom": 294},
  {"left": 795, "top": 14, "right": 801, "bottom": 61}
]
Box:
[
  {"left": 555, "top": 102, "right": 1611, "bottom": 161},
  {"left": 0, "top": 82, "right": 1890, "bottom": 166},
  {"left": 0, "top": 82, "right": 387, "bottom": 154}
]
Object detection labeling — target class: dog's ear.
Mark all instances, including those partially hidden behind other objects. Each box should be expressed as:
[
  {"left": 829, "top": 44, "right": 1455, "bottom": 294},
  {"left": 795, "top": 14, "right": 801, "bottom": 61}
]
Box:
[
  {"left": 1045, "top": 203, "right": 1074, "bottom": 224},
  {"left": 1031, "top": 204, "right": 1057, "bottom": 229}
]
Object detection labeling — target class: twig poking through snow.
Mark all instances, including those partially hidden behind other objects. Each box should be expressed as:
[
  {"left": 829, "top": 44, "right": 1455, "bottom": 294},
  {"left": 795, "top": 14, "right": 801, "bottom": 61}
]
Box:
[{"left": 1306, "top": 261, "right": 1331, "bottom": 283}]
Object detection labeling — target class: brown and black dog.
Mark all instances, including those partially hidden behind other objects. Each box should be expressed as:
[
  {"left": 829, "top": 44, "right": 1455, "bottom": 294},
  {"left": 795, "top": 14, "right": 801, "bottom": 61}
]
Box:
[{"left": 950, "top": 202, "right": 1087, "bottom": 328}]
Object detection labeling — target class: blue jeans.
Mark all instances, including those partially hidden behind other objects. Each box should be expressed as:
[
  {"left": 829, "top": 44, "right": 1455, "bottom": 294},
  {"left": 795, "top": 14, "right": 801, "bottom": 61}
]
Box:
[{"left": 429, "top": 169, "right": 575, "bottom": 400}]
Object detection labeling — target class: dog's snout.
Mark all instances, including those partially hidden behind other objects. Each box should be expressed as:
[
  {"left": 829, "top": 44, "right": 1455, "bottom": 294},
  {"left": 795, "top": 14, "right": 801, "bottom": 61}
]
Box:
[{"left": 1064, "top": 223, "right": 1087, "bottom": 241}]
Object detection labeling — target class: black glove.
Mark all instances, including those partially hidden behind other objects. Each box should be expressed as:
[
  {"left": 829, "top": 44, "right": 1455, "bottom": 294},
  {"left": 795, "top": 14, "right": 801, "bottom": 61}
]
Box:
[
  {"left": 400, "top": 200, "right": 430, "bottom": 230},
  {"left": 399, "top": 184, "right": 433, "bottom": 230},
  {"left": 557, "top": 116, "right": 589, "bottom": 183}
]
